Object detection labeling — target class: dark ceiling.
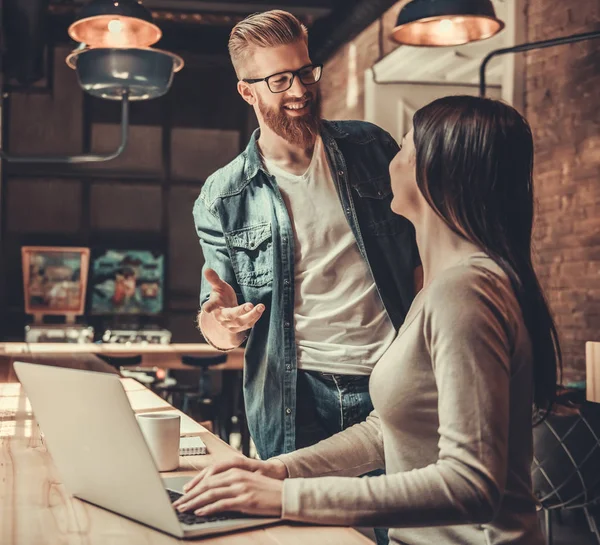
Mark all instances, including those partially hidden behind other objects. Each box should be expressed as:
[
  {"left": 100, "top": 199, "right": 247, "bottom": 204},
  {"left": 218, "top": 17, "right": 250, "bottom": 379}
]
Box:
[
  {"left": 1, "top": 0, "right": 400, "bottom": 86},
  {"left": 45, "top": 0, "right": 400, "bottom": 61}
]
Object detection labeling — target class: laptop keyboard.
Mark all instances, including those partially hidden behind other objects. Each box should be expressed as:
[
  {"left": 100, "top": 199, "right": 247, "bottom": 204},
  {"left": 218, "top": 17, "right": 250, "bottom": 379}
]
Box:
[{"left": 167, "top": 489, "right": 254, "bottom": 526}]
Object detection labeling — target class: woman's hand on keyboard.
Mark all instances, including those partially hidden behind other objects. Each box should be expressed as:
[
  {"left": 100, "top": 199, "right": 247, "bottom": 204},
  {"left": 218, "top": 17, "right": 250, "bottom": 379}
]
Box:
[
  {"left": 180, "top": 458, "right": 288, "bottom": 497},
  {"left": 171, "top": 458, "right": 286, "bottom": 517}
]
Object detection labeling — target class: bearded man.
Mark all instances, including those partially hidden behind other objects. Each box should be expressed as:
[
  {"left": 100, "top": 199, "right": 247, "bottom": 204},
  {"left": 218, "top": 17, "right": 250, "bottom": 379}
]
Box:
[{"left": 193, "top": 12, "right": 421, "bottom": 502}]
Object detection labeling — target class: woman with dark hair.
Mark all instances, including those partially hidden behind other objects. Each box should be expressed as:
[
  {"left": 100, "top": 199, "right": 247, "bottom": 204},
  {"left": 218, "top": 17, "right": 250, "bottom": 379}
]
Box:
[{"left": 173, "top": 95, "right": 561, "bottom": 545}]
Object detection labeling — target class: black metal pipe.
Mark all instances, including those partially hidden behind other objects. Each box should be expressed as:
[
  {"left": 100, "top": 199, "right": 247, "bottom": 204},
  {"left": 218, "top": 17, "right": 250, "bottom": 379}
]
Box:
[
  {"left": 479, "top": 30, "right": 600, "bottom": 97},
  {"left": 0, "top": 90, "right": 130, "bottom": 163}
]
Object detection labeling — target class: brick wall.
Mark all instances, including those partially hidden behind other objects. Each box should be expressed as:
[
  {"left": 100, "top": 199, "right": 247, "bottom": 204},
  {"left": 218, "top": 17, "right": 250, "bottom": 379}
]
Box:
[
  {"left": 320, "top": 2, "right": 404, "bottom": 120},
  {"left": 320, "top": 0, "right": 600, "bottom": 383},
  {"left": 525, "top": 0, "right": 600, "bottom": 383}
]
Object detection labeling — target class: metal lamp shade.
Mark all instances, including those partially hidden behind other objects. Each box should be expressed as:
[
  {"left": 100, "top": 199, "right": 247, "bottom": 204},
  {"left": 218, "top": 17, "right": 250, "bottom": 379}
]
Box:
[
  {"left": 66, "top": 47, "right": 184, "bottom": 100},
  {"left": 68, "top": 0, "right": 161, "bottom": 48},
  {"left": 391, "top": 0, "right": 504, "bottom": 46}
]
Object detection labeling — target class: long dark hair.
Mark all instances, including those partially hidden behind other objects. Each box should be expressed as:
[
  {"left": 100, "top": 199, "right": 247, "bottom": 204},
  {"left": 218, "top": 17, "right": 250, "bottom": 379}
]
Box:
[{"left": 412, "top": 95, "right": 561, "bottom": 415}]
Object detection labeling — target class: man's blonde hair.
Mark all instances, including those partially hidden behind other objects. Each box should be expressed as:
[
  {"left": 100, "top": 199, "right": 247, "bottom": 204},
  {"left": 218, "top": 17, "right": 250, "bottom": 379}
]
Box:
[{"left": 229, "top": 10, "right": 308, "bottom": 79}]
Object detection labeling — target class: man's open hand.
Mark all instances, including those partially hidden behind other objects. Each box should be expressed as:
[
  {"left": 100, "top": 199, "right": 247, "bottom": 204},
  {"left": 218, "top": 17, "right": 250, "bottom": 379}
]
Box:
[{"left": 201, "top": 269, "right": 264, "bottom": 334}]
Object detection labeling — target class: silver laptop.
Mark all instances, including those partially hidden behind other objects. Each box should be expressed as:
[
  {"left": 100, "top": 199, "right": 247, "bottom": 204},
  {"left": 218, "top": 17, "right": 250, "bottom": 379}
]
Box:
[{"left": 13, "top": 361, "right": 279, "bottom": 539}]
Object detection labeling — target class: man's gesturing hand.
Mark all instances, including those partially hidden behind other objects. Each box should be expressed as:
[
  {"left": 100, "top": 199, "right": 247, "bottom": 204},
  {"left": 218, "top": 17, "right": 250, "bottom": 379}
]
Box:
[{"left": 201, "top": 269, "right": 264, "bottom": 334}]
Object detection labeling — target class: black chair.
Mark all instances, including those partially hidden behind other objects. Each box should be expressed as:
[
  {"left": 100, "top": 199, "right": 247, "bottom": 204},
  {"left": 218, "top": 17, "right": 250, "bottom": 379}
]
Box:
[{"left": 532, "top": 397, "right": 600, "bottom": 545}]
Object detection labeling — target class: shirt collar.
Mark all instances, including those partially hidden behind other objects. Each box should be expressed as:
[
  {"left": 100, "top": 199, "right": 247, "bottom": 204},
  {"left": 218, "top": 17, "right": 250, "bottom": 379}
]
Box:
[{"left": 242, "top": 119, "right": 348, "bottom": 183}]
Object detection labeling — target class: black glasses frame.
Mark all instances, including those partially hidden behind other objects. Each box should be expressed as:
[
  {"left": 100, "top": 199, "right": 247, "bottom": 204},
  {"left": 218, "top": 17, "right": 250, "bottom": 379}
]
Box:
[{"left": 242, "top": 63, "right": 323, "bottom": 94}]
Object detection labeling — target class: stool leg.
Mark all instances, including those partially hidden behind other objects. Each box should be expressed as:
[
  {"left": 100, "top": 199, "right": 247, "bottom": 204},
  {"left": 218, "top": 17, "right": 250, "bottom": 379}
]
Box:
[
  {"left": 220, "top": 373, "right": 235, "bottom": 444},
  {"left": 240, "top": 400, "right": 251, "bottom": 457},
  {"left": 584, "top": 507, "right": 600, "bottom": 545},
  {"left": 229, "top": 371, "right": 250, "bottom": 456},
  {"left": 544, "top": 509, "right": 553, "bottom": 545}
]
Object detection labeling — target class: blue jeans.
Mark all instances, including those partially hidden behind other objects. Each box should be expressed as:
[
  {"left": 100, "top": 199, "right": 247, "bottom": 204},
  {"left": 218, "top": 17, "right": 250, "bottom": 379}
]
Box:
[{"left": 296, "top": 370, "right": 389, "bottom": 545}]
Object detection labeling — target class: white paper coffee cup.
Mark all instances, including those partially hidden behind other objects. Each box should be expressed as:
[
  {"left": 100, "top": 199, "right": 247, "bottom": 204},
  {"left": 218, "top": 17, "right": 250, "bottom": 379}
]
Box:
[{"left": 137, "top": 413, "right": 180, "bottom": 472}]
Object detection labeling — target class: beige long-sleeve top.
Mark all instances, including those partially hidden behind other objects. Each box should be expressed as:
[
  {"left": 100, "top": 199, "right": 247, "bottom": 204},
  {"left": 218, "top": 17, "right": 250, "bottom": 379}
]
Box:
[{"left": 276, "top": 254, "right": 544, "bottom": 545}]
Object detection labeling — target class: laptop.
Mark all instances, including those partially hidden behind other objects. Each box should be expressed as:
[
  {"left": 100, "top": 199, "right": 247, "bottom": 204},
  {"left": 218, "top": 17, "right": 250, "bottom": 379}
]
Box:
[{"left": 13, "top": 361, "right": 280, "bottom": 539}]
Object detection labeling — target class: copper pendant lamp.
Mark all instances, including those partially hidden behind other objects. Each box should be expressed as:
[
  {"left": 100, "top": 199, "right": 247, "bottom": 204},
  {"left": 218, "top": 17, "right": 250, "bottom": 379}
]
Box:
[
  {"left": 391, "top": 0, "right": 504, "bottom": 47},
  {"left": 66, "top": 0, "right": 184, "bottom": 101},
  {"left": 0, "top": 0, "right": 184, "bottom": 163}
]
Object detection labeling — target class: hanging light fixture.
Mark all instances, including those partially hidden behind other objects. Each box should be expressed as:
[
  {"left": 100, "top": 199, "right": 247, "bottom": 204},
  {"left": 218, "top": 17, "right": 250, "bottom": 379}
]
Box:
[
  {"left": 0, "top": 0, "right": 184, "bottom": 163},
  {"left": 66, "top": 0, "right": 184, "bottom": 101},
  {"left": 391, "top": 0, "right": 504, "bottom": 47}
]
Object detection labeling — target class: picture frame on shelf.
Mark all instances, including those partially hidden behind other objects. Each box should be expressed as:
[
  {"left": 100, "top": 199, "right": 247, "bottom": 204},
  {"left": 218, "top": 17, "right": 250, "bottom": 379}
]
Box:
[{"left": 22, "top": 246, "right": 90, "bottom": 322}]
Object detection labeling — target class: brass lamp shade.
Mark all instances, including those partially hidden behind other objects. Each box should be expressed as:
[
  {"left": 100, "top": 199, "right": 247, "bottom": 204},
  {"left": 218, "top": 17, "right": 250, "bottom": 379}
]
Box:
[
  {"left": 68, "top": 0, "right": 161, "bottom": 48},
  {"left": 391, "top": 0, "right": 504, "bottom": 47}
]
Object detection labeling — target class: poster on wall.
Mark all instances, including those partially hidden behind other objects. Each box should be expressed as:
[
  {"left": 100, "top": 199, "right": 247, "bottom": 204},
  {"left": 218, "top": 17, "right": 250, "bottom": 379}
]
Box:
[
  {"left": 89, "top": 249, "right": 164, "bottom": 316},
  {"left": 21, "top": 246, "right": 90, "bottom": 316}
]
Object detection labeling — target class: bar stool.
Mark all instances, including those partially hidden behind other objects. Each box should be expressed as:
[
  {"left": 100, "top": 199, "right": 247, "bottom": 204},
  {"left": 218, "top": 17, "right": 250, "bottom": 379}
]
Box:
[
  {"left": 179, "top": 355, "right": 249, "bottom": 455},
  {"left": 96, "top": 354, "right": 159, "bottom": 387},
  {"left": 96, "top": 354, "right": 142, "bottom": 369},
  {"left": 154, "top": 354, "right": 228, "bottom": 438}
]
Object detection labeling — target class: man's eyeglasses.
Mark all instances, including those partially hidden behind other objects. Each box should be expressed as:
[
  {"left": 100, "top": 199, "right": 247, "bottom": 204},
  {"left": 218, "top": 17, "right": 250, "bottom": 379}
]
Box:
[{"left": 242, "top": 64, "right": 323, "bottom": 94}]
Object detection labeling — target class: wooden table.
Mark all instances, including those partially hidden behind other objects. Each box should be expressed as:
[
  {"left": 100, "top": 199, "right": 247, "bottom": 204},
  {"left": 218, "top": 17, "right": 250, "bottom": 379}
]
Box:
[
  {"left": 0, "top": 343, "right": 249, "bottom": 455},
  {"left": 0, "top": 343, "right": 244, "bottom": 380},
  {"left": 0, "top": 376, "right": 371, "bottom": 545}
]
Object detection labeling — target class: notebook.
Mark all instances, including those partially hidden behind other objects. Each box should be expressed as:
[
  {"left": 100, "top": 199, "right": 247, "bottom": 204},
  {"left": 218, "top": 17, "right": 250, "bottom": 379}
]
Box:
[
  {"left": 37, "top": 431, "right": 208, "bottom": 456},
  {"left": 179, "top": 436, "right": 207, "bottom": 456}
]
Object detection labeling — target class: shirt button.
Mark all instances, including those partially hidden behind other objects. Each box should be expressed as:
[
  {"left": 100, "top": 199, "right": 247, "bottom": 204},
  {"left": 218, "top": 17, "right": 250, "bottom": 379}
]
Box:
[
  {"left": 286, "top": 364, "right": 292, "bottom": 371},
  {"left": 284, "top": 321, "right": 291, "bottom": 328},
  {"left": 338, "top": 170, "right": 344, "bottom": 176},
  {"left": 345, "top": 207, "right": 351, "bottom": 214},
  {"left": 285, "top": 408, "right": 292, "bottom": 415},
  {"left": 284, "top": 279, "right": 290, "bottom": 286}
]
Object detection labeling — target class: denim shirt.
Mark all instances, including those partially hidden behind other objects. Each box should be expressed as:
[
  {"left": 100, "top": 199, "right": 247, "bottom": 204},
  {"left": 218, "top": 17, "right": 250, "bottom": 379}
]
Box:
[{"left": 194, "top": 120, "right": 420, "bottom": 459}]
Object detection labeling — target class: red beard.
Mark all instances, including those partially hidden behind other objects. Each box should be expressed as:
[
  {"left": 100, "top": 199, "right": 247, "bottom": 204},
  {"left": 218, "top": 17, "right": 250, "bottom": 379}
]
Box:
[{"left": 258, "top": 89, "right": 322, "bottom": 148}]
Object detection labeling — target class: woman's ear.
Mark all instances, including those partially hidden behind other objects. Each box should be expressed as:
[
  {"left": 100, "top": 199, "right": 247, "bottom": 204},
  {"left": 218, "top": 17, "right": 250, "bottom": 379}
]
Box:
[{"left": 238, "top": 81, "right": 256, "bottom": 106}]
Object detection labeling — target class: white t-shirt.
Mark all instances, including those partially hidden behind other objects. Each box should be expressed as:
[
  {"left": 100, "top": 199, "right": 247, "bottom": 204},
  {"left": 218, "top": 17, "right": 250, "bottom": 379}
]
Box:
[{"left": 262, "top": 136, "right": 396, "bottom": 375}]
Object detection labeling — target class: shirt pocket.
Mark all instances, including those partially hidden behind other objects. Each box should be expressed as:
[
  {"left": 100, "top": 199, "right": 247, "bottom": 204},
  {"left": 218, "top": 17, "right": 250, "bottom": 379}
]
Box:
[
  {"left": 225, "top": 222, "right": 273, "bottom": 287},
  {"left": 352, "top": 176, "right": 404, "bottom": 236},
  {"left": 353, "top": 176, "right": 392, "bottom": 199}
]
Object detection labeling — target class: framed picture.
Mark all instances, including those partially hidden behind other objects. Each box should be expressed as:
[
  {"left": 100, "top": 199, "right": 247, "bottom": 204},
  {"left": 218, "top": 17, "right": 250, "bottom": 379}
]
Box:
[
  {"left": 89, "top": 248, "right": 164, "bottom": 316},
  {"left": 22, "top": 246, "right": 90, "bottom": 317}
]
